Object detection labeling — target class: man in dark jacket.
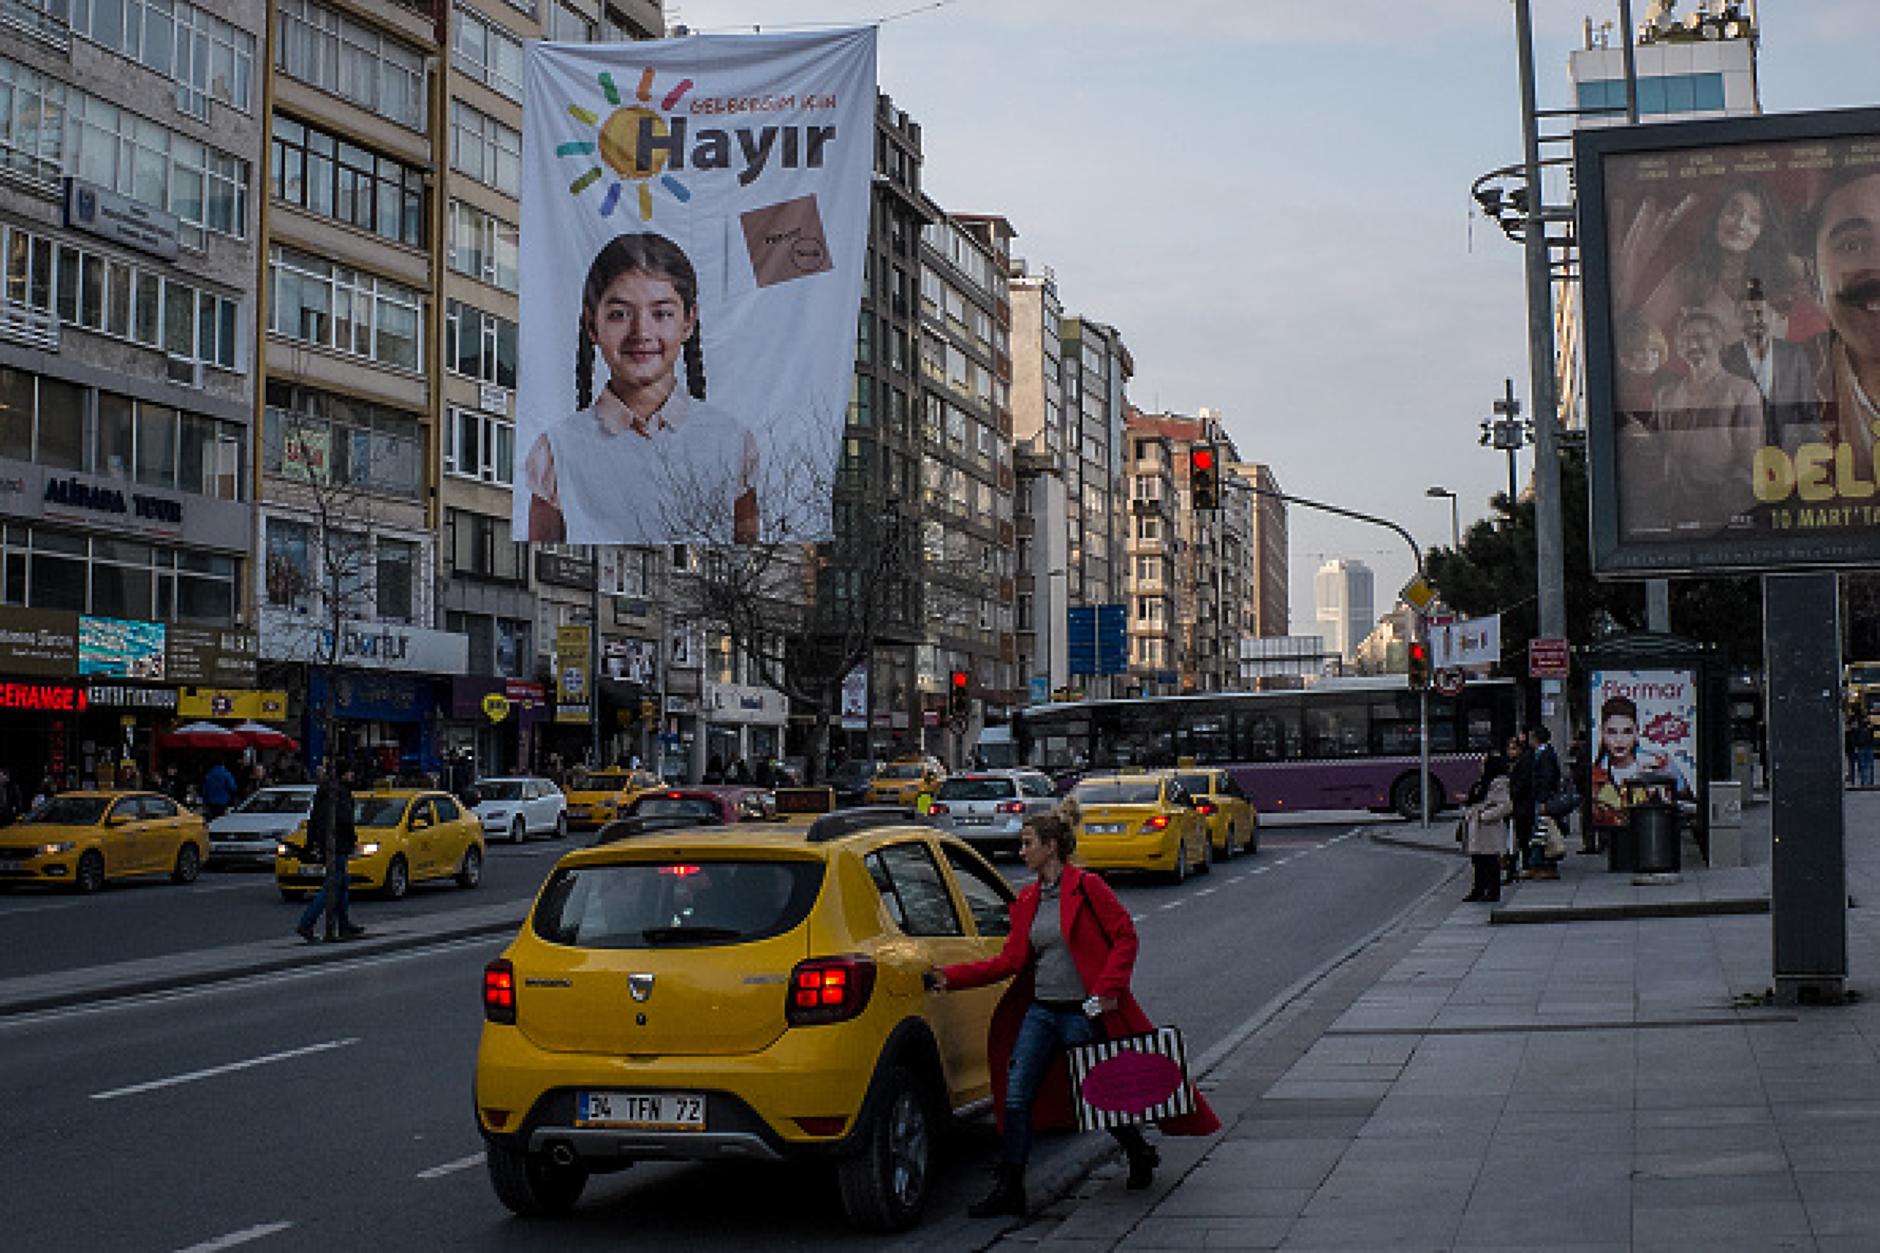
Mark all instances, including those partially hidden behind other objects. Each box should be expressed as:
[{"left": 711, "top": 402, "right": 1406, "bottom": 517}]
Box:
[
  {"left": 1528, "top": 725, "right": 1563, "bottom": 879},
  {"left": 295, "top": 761, "right": 365, "bottom": 943}
]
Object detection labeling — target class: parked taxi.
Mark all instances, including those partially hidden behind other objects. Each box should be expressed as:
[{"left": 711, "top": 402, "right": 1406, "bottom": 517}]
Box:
[
  {"left": 863, "top": 756, "right": 946, "bottom": 807},
  {"left": 1066, "top": 771, "right": 1210, "bottom": 882},
  {"left": 275, "top": 789, "right": 486, "bottom": 900},
  {"left": 1170, "top": 768, "right": 1260, "bottom": 859},
  {"left": 563, "top": 768, "right": 663, "bottom": 832},
  {"left": 0, "top": 791, "right": 208, "bottom": 893},
  {"left": 475, "top": 812, "right": 1015, "bottom": 1231}
]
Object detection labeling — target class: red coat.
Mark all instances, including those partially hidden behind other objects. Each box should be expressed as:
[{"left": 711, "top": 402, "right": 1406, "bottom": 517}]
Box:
[{"left": 943, "top": 863, "right": 1220, "bottom": 1138}]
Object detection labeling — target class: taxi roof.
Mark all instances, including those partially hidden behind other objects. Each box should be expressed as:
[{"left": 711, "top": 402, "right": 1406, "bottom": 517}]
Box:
[{"left": 575, "top": 808, "right": 937, "bottom": 864}]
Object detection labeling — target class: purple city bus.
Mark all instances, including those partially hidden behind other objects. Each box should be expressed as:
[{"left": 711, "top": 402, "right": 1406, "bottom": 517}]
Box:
[{"left": 1011, "top": 677, "right": 1519, "bottom": 819}]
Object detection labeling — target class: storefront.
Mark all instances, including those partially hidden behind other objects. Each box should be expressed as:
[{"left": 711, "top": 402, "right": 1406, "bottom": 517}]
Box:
[{"left": 443, "top": 676, "right": 548, "bottom": 777}]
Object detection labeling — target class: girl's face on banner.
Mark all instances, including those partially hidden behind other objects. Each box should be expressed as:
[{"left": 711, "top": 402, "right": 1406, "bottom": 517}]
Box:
[
  {"left": 1602, "top": 714, "right": 1638, "bottom": 764},
  {"left": 589, "top": 271, "right": 697, "bottom": 396},
  {"left": 1714, "top": 188, "right": 1766, "bottom": 256}
]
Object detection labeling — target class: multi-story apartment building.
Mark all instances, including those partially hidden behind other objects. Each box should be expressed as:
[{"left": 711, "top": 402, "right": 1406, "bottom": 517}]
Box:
[
  {"left": 1123, "top": 422, "right": 1178, "bottom": 693},
  {"left": 1234, "top": 460, "right": 1290, "bottom": 638},
  {"left": 1009, "top": 260, "right": 1068, "bottom": 701},
  {"left": 0, "top": 1, "right": 268, "bottom": 788},
  {"left": 1059, "top": 316, "right": 1130, "bottom": 696},
  {"left": 1315, "top": 557, "right": 1375, "bottom": 666}
]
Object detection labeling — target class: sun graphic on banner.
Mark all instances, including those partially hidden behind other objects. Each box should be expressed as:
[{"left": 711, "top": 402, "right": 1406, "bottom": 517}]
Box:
[{"left": 556, "top": 67, "right": 694, "bottom": 221}]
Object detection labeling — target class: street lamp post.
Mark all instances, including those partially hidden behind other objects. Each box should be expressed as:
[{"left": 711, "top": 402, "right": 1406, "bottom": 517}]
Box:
[{"left": 1426, "top": 486, "right": 1460, "bottom": 550}]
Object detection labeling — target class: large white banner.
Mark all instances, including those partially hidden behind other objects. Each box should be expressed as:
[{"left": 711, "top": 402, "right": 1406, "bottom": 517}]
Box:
[{"left": 517, "top": 29, "right": 877, "bottom": 545}]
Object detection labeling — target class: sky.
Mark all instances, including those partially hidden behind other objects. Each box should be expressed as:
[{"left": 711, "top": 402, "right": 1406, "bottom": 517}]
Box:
[{"left": 673, "top": 0, "right": 1875, "bottom": 636}]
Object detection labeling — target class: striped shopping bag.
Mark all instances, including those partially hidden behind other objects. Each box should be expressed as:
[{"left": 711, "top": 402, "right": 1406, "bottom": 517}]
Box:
[{"left": 1065, "top": 1026, "right": 1195, "bottom": 1132}]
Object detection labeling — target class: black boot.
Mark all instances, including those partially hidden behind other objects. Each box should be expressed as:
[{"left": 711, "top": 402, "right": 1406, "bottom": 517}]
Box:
[
  {"left": 968, "top": 1162, "right": 1026, "bottom": 1218},
  {"left": 1114, "top": 1126, "right": 1159, "bottom": 1190}
]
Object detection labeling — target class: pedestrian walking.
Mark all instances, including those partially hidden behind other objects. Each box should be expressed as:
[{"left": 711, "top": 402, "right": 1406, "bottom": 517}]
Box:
[
  {"left": 928, "top": 809, "right": 1218, "bottom": 1218},
  {"left": 295, "top": 762, "right": 366, "bottom": 944},
  {"left": 1462, "top": 751, "right": 1513, "bottom": 903},
  {"left": 200, "top": 759, "right": 238, "bottom": 820},
  {"left": 1507, "top": 732, "right": 1535, "bottom": 881},
  {"left": 1528, "top": 726, "right": 1563, "bottom": 881}
]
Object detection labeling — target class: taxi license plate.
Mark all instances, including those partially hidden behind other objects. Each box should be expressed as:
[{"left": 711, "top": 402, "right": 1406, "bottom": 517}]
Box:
[
  {"left": 956, "top": 816, "right": 990, "bottom": 825},
  {"left": 0, "top": 859, "right": 22, "bottom": 871},
  {"left": 1087, "top": 822, "right": 1125, "bottom": 834},
  {"left": 577, "top": 1091, "right": 705, "bottom": 1130}
]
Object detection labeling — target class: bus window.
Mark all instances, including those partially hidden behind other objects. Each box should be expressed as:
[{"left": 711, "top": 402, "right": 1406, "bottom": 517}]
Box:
[
  {"left": 1235, "top": 704, "right": 1296, "bottom": 762},
  {"left": 1303, "top": 701, "right": 1367, "bottom": 758},
  {"left": 1179, "top": 710, "right": 1231, "bottom": 764}
]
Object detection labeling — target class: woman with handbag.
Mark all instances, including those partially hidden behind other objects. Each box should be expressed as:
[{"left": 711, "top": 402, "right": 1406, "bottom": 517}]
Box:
[
  {"left": 930, "top": 809, "right": 1219, "bottom": 1218},
  {"left": 1463, "top": 751, "right": 1514, "bottom": 902}
]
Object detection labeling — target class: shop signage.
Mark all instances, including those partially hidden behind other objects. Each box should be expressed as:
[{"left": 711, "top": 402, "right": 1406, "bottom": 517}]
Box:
[
  {"left": 168, "top": 626, "right": 259, "bottom": 686},
  {"left": 64, "top": 176, "right": 181, "bottom": 261},
  {"left": 603, "top": 636, "right": 658, "bottom": 685},
  {"left": 706, "top": 683, "right": 783, "bottom": 726},
  {"left": 537, "top": 551, "right": 596, "bottom": 590},
  {"left": 0, "top": 607, "right": 79, "bottom": 677},
  {"left": 79, "top": 616, "right": 166, "bottom": 679},
  {"left": 44, "top": 476, "right": 184, "bottom": 527},
  {"left": 483, "top": 693, "right": 511, "bottom": 722},
  {"left": 0, "top": 683, "right": 86, "bottom": 711},
  {"left": 177, "top": 689, "right": 288, "bottom": 720},
  {"left": 87, "top": 684, "right": 179, "bottom": 710},
  {"left": 258, "top": 608, "right": 469, "bottom": 674}
]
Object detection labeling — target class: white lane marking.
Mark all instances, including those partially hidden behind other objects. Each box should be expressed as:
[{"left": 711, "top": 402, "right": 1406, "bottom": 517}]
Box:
[
  {"left": 1159, "top": 899, "right": 1185, "bottom": 911},
  {"left": 92, "top": 1038, "right": 359, "bottom": 1101},
  {"left": 417, "top": 1152, "right": 486, "bottom": 1180},
  {"left": 173, "top": 1222, "right": 293, "bottom": 1251}
]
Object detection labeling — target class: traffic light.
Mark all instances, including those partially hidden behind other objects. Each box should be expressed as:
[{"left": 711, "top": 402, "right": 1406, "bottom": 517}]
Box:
[
  {"left": 949, "top": 670, "right": 970, "bottom": 717},
  {"left": 1407, "top": 639, "right": 1432, "bottom": 690},
  {"left": 1190, "top": 445, "right": 1220, "bottom": 510}
]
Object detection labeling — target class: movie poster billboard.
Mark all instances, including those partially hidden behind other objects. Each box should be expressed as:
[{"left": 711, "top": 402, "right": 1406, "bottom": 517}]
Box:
[
  {"left": 1587, "top": 668, "right": 1699, "bottom": 832},
  {"left": 1578, "top": 107, "right": 1880, "bottom": 574},
  {"left": 516, "top": 29, "right": 877, "bottom": 545}
]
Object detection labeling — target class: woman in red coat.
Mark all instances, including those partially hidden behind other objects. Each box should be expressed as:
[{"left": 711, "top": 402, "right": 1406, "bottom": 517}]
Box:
[{"left": 932, "top": 810, "right": 1218, "bottom": 1218}]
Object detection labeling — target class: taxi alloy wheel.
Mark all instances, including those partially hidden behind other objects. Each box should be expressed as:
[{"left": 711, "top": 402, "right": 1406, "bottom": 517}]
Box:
[
  {"left": 1198, "top": 831, "right": 1212, "bottom": 875},
  {"left": 486, "top": 1141, "right": 587, "bottom": 1217},
  {"left": 510, "top": 817, "right": 527, "bottom": 845},
  {"left": 1170, "top": 841, "right": 1189, "bottom": 886},
  {"left": 382, "top": 855, "right": 410, "bottom": 901},
  {"left": 172, "top": 843, "right": 202, "bottom": 885},
  {"left": 838, "top": 1065, "right": 934, "bottom": 1231},
  {"left": 75, "top": 850, "right": 105, "bottom": 894},
  {"left": 457, "top": 845, "right": 483, "bottom": 889}
]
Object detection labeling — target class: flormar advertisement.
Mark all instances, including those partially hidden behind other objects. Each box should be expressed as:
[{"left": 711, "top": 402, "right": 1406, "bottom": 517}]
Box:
[
  {"left": 1587, "top": 668, "right": 1699, "bottom": 831},
  {"left": 515, "top": 28, "right": 876, "bottom": 546},
  {"left": 1578, "top": 107, "right": 1880, "bottom": 574}
]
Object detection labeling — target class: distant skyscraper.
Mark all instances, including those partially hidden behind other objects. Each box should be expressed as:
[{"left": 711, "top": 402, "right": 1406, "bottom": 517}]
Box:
[{"left": 1315, "top": 559, "right": 1375, "bottom": 664}]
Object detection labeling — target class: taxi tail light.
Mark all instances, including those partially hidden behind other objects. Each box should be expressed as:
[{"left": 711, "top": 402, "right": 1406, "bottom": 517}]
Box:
[
  {"left": 483, "top": 958, "right": 517, "bottom": 1024},
  {"left": 786, "top": 956, "right": 877, "bottom": 1027},
  {"left": 996, "top": 801, "right": 1025, "bottom": 814},
  {"left": 1195, "top": 801, "right": 1218, "bottom": 816},
  {"left": 1143, "top": 814, "right": 1172, "bottom": 831},
  {"left": 926, "top": 802, "right": 950, "bottom": 815}
]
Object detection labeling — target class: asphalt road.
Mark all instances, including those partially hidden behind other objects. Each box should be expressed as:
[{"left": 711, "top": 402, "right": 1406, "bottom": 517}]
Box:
[{"left": 0, "top": 820, "right": 1453, "bottom": 1252}]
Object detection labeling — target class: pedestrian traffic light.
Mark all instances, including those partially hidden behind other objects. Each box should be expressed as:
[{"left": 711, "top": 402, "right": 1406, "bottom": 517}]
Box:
[
  {"left": 1407, "top": 639, "right": 1432, "bottom": 690},
  {"left": 1190, "top": 445, "right": 1220, "bottom": 510},
  {"left": 949, "top": 670, "right": 970, "bottom": 717}
]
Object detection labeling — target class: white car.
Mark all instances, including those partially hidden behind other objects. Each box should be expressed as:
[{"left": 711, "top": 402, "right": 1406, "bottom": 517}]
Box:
[
  {"left": 473, "top": 777, "right": 568, "bottom": 844},
  {"left": 925, "top": 769, "right": 1062, "bottom": 857},
  {"left": 206, "top": 785, "right": 319, "bottom": 867}
]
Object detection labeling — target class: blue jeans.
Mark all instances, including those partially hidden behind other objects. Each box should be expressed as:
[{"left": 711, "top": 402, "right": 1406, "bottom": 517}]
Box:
[
  {"left": 1001, "top": 1001, "right": 1104, "bottom": 1165},
  {"left": 298, "top": 855, "right": 352, "bottom": 935}
]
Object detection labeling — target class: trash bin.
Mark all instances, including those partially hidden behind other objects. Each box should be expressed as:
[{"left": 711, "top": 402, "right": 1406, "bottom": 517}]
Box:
[{"left": 1631, "top": 798, "right": 1679, "bottom": 874}]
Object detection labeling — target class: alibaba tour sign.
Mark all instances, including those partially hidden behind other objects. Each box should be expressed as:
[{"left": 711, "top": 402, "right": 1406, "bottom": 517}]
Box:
[{"left": 515, "top": 29, "right": 876, "bottom": 547}]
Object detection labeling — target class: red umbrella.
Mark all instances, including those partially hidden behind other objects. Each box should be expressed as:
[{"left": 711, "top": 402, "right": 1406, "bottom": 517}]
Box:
[
  {"left": 235, "top": 721, "right": 299, "bottom": 751},
  {"left": 161, "top": 721, "right": 245, "bottom": 750}
]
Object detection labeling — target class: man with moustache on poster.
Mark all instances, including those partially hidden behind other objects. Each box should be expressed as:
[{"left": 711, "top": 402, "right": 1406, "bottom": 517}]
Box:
[
  {"left": 1724, "top": 276, "right": 1823, "bottom": 454},
  {"left": 1806, "top": 166, "right": 1880, "bottom": 488}
]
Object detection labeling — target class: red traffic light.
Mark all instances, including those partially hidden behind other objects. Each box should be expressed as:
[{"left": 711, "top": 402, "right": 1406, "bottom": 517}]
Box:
[
  {"left": 950, "top": 670, "right": 969, "bottom": 689},
  {"left": 1192, "top": 447, "right": 1215, "bottom": 471}
]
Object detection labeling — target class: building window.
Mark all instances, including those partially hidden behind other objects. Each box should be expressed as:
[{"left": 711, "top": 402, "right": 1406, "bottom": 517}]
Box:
[
  {"left": 272, "top": 116, "right": 425, "bottom": 248},
  {"left": 0, "top": 367, "right": 244, "bottom": 499},
  {"left": 68, "top": 0, "right": 257, "bottom": 116},
  {"left": 448, "top": 508, "right": 523, "bottom": 582},
  {"left": 263, "top": 383, "right": 423, "bottom": 499},
  {"left": 276, "top": 0, "right": 426, "bottom": 130},
  {"left": 449, "top": 99, "right": 521, "bottom": 195},
  {"left": 444, "top": 301, "right": 519, "bottom": 388},
  {"left": 496, "top": 617, "right": 531, "bottom": 678},
  {"left": 444, "top": 405, "right": 516, "bottom": 486},
  {"left": 0, "top": 525, "right": 236, "bottom": 624},
  {"left": 376, "top": 537, "right": 415, "bottom": 622},
  {"left": 268, "top": 246, "right": 423, "bottom": 371},
  {"left": 544, "top": 2, "right": 596, "bottom": 42},
  {"left": 266, "top": 518, "right": 312, "bottom": 610},
  {"left": 452, "top": 5, "right": 525, "bottom": 102},
  {"left": 446, "top": 200, "right": 519, "bottom": 292}
]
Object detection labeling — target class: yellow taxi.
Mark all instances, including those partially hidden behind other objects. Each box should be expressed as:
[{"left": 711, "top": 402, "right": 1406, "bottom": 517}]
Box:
[
  {"left": 0, "top": 791, "right": 208, "bottom": 893},
  {"left": 563, "top": 768, "right": 663, "bottom": 832},
  {"left": 275, "top": 789, "right": 486, "bottom": 901},
  {"left": 863, "top": 756, "right": 946, "bottom": 807},
  {"left": 1170, "top": 768, "right": 1260, "bottom": 860},
  {"left": 1066, "top": 772, "right": 1211, "bottom": 883},
  {"left": 475, "top": 812, "right": 1015, "bottom": 1231}
]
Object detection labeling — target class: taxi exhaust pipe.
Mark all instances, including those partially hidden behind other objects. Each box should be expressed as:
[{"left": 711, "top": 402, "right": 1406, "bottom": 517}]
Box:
[{"left": 547, "top": 1141, "right": 577, "bottom": 1169}]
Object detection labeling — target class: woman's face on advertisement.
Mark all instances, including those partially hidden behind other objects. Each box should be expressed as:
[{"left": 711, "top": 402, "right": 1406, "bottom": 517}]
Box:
[
  {"left": 1603, "top": 714, "right": 1638, "bottom": 762},
  {"left": 588, "top": 270, "right": 696, "bottom": 394},
  {"left": 1715, "top": 189, "right": 1765, "bottom": 256}
]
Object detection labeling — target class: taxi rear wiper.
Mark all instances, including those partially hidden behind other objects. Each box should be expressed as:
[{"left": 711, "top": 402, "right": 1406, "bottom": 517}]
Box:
[{"left": 641, "top": 925, "right": 741, "bottom": 944}]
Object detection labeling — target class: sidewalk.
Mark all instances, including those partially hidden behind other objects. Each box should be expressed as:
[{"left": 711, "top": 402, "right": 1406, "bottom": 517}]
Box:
[{"left": 1000, "top": 791, "right": 1880, "bottom": 1252}]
